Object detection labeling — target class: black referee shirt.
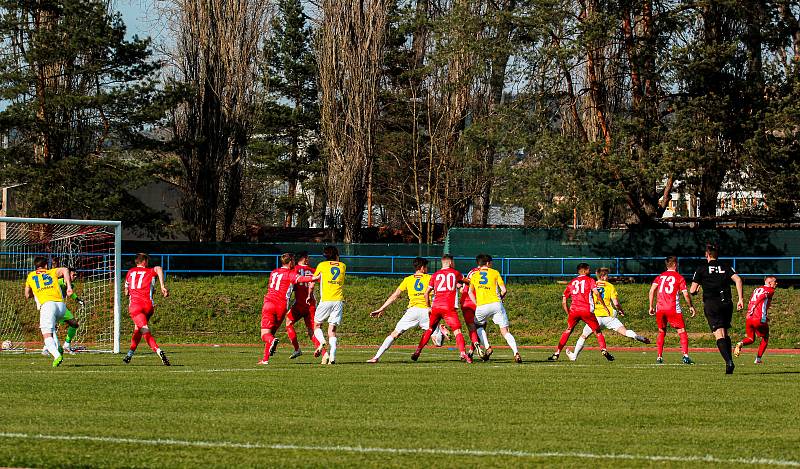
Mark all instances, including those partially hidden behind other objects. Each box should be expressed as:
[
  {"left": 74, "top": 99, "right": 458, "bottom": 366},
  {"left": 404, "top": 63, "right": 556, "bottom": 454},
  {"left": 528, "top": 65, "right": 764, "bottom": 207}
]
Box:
[{"left": 692, "top": 260, "right": 736, "bottom": 302}]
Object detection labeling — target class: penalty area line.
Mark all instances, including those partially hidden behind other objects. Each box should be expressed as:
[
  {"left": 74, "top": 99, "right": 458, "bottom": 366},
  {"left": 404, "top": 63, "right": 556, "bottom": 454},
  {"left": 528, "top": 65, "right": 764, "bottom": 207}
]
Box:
[{"left": 0, "top": 432, "right": 798, "bottom": 467}]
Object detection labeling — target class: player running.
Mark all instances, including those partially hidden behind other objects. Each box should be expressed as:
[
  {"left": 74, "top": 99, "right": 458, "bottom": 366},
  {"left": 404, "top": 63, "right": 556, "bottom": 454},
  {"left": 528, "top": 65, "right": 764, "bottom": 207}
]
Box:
[
  {"left": 305, "top": 246, "right": 346, "bottom": 365},
  {"left": 284, "top": 252, "right": 321, "bottom": 359},
  {"left": 565, "top": 267, "right": 650, "bottom": 361},
  {"left": 548, "top": 263, "right": 613, "bottom": 362},
  {"left": 467, "top": 254, "right": 521, "bottom": 363},
  {"left": 648, "top": 256, "right": 696, "bottom": 364},
  {"left": 460, "top": 258, "right": 486, "bottom": 359},
  {"left": 367, "top": 257, "right": 432, "bottom": 363},
  {"left": 417, "top": 254, "right": 472, "bottom": 362},
  {"left": 25, "top": 256, "right": 73, "bottom": 367},
  {"left": 734, "top": 276, "right": 777, "bottom": 364},
  {"left": 122, "top": 253, "right": 170, "bottom": 366}
]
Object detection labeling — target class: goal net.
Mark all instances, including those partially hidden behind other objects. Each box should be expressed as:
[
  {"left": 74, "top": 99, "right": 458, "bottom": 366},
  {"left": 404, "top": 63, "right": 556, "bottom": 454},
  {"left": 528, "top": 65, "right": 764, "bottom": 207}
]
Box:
[{"left": 0, "top": 217, "right": 121, "bottom": 353}]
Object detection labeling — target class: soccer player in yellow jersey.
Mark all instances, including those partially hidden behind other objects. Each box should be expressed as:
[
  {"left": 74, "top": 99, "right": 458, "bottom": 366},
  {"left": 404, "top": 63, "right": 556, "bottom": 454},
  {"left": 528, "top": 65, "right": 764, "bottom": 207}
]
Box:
[
  {"left": 306, "top": 246, "right": 346, "bottom": 364},
  {"left": 467, "top": 254, "right": 521, "bottom": 363},
  {"left": 24, "top": 256, "right": 73, "bottom": 367},
  {"left": 367, "top": 258, "right": 431, "bottom": 363},
  {"left": 565, "top": 267, "right": 650, "bottom": 361}
]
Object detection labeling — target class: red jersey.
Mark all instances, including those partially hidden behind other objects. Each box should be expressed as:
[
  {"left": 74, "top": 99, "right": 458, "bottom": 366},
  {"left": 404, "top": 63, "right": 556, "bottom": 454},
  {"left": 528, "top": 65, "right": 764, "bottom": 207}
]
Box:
[
  {"left": 460, "top": 267, "right": 480, "bottom": 309},
  {"left": 126, "top": 266, "right": 157, "bottom": 308},
  {"left": 747, "top": 285, "right": 775, "bottom": 324},
  {"left": 564, "top": 275, "right": 597, "bottom": 313},
  {"left": 264, "top": 267, "right": 299, "bottom": 306},
  {"left": 429, "top": 267, "right": 463, "bottom": 310},
  {"left": 652, "top": 270, "right": 687, "bottom": 313},
  {"left": 294, "top": 264, "right": 316, "bottom": 305}
]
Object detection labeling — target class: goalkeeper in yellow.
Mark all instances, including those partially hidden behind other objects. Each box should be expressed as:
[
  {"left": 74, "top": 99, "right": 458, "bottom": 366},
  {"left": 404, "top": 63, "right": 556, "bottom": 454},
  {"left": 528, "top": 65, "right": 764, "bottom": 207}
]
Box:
[{"left": 24, "top": 256, "right": 74, "bottom": 367}]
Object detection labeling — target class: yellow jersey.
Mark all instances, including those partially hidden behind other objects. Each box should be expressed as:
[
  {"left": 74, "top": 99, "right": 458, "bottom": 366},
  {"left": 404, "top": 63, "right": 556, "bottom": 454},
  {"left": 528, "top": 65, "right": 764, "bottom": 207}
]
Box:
[
  {"left": 469, "top": 267, "right": 505, "bottom": 306},
  {"left": 26, "top": 268, "right": 64, "bottom": 304},
  {"left": 314, "top": 261, "right": 346, "bottom": 302},
  {"left": 593, "top": 280, "right": 617, "bottom": 317},
  {"left": 398, "top": 273, "right": 431, "bottom": 309}
]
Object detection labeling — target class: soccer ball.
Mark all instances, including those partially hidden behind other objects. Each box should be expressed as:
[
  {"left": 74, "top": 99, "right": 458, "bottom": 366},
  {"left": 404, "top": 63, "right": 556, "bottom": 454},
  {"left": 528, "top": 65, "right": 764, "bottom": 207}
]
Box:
[{"left": 1, "top": 340, "right": 12, "bottom": 350}]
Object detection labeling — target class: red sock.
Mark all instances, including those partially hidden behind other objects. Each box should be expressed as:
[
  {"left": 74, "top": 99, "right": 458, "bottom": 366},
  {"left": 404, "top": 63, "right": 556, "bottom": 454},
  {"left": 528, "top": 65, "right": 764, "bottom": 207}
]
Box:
[
  {"left": 417, "top": 328, "right": 434, "bottom": 352},
  {"left": 742, "top": 336, "right": 755, "bottom": 346},
  {"left": 557, "top": 331, "right": 571, "bottom": 351},
  {"left": 757, "top": 338, "right": 768, "bottom": 357},
  {"left": 469, "top": 329, "right": 479, "bottom": 345},
  {"left": 679, "top": 331, "right": 689, "bottom": 355},
  {"left": 455, "top": 333, "right": 466, "bottom": 354},
  {"left": 130, "top": 329, "right": 142, "bottom": 351},
  {"left": 262, "top": 333, "right": 274, "bottom": 361},
  {"left": 596, "top": 332, "right": 607, "bottom": 350},
  {"left": 310, "top": 331, "right": 320, "bottom": 349},
  {"left": 142, "top": 331, "right": 159, "bottom": 353},
  {"left": 657, "top": 331, "right": 666, "bottom": 356},
  {"left": 286, "top": 325, "right": 300, "bottom": 351}
]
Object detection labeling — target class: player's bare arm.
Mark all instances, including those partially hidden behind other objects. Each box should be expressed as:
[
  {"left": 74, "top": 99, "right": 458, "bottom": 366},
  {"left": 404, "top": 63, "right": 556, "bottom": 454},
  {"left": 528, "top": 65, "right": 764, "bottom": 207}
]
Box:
[
  {"left": 56, "top": 267, "right": 73, "bottom": 297},
  {"left": 613, "top": 298, "right": 625, "bottom": 316},
  {"left": 468, "top": 284, "right": 478, "bottom": 306},
  {"left": 24, "top": 284, "right": 32, "bottom": 299},
  {"left": 561, "top": 295, "right": 570, "bottom": 315},
  {"left": 689, "top": 282, "right": 700, "bottom": 296},
  {"left": 424, "top": 285, "right": 434, "bottom": 308},
  {"left": 648, "top": 282, "right": 657, "bottom": 315},
  {"left": 498, "top": 284, "right": 507, "bottom": 299},
  {"left": 153, "top": 266, "right": 169, "bottom": 297},
  {"left": 370, "top": 289, "right": 403, "bottom": 317},
  {"left": 682, "top": 290, "right": 697, "bottom": 317},
  {"left": 732, "top": 273, "right": 744, "bottom": 310}
]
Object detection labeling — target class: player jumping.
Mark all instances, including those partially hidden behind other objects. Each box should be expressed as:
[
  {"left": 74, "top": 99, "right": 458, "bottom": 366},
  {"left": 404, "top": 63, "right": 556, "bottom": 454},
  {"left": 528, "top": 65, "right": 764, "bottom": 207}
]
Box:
[
  {"left": 734, "top": 276, "right": 777, "bottom": 364},
  {"left": 549, "top": 263, "right": 613, "bottom": 362},
  {"left": 25, "top": 256, "right": 73, "bottom": 367},
  {"left": 285, "top": 251, "right": 321, "bottom": 359},
  {"left": 565, "top": 267, "right": 650, "bottom": 361},
  {"left": 468, "top": 254, "right": 521, "bottom": 363},
  {"left": 305, "top": 246, "right": 346, "bottom": 365},
  {"left": 122, "top": 253, "right": 170, "bottom": 366},
  {"left": 648, "top": 256, "right": 696, "bottom": 364},
  {"left": 367, "top": 257, "right": 431, "bottom": 363}
]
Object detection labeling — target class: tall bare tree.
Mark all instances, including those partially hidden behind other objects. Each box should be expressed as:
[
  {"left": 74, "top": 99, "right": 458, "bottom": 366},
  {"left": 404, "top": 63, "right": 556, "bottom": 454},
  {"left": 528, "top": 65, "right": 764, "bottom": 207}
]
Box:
[
  {"left": 317, "top": 0, "right": 389, "bottom": 242},
  {"left": 163, "top": 0, "right": 272, "bottom": 241}
]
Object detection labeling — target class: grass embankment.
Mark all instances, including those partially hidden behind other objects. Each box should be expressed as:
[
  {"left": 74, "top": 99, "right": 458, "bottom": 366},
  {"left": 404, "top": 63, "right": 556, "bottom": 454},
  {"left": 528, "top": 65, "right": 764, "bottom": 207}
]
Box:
[{"left": 144, "top": 276, "right": 800, "bottom": 349}]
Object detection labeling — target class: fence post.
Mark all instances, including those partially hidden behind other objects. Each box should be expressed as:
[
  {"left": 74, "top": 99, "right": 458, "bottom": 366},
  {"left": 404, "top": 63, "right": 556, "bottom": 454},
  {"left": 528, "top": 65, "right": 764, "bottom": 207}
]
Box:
[
  {"left": 221, "top": 255, "right": 225, "bottom": 273},
  {"left": 560, "top": 258, "right": 564, "bottom": 277},
  {"left": 391, "top": 257, "right": 395, "bottom": 274}
]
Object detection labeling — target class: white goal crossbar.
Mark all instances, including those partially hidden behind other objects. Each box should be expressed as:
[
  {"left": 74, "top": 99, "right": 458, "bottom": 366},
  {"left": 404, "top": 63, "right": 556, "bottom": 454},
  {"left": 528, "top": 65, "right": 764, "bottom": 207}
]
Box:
[{"left": 0, "top": 217, "right": 122, "bottom": 353}]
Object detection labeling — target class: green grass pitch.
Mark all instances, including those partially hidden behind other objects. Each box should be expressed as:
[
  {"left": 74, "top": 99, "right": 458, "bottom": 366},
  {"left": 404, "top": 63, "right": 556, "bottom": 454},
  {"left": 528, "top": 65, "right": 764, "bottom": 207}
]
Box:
[{"left": 2, "top": 346, "right": 799, "bottom": 468}]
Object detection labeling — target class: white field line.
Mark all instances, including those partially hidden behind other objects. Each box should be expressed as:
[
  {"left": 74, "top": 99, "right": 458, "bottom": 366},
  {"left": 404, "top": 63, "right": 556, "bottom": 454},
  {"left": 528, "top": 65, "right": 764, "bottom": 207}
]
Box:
[{"left": 0, "top": 432, "right": 798, "bottom": 467}]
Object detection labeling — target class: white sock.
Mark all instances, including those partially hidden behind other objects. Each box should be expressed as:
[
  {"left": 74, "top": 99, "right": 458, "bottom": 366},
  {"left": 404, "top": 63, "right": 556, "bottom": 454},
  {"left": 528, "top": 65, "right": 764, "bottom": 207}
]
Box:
[
  {"left": 574, "top": 336, "right": 586, "bottom": 357},
  {"left": 477, "top": 327, "right": 490, "bottom": 348},
  {"left": 328, "top": 337, "right": 338, "bottom": 361},
  {"left": 314, "top": 328, "right": 326, "bottom": 347},
  {"left": 375, "top": 336, "right": 394, "bottom": 359},
  {"left": 503, "top": 332, "right": 518, "bottom": 354},
  {"left": 156, "top": 347, "right": 162, "bottom": 354},
  {"left": 44, "top": 337, "right": 60, "bottom": 359},
  {"left": 625, "top": 330, "right": 637, "bottom": 339}
]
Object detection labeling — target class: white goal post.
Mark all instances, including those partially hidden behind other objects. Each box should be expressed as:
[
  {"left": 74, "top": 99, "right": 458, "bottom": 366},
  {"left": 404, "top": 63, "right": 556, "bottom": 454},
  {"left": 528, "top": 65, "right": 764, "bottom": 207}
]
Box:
[{"left": 0, "top": 217, "right": 122, "bottom": 353}]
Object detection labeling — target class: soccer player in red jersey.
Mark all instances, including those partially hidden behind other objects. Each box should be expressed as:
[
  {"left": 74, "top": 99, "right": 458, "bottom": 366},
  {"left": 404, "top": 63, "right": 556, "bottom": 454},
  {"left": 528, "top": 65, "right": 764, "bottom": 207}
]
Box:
[
  {"left": 460, "top": 260, "right": 487, "bottom": 359},
  {"left": 284, "top": 251, "right": 321, "bottom": 359},
  {"left": 420, "top": 254, "right": 472, "bottom": 362},
  {"left": 648, "top": 256, "right": 697, "bottom": 364},
  {"left": 734, "top": 276, "right": 777, "bottom": 364},
  {"left": 548, "top": 263, "right": 614, "bottom": 361},
  {"left": 122, "top": 253, "right": 170, "bottom": 365},
  {"left": 259, "top": 253, "right": 311, "bottom": 365}
]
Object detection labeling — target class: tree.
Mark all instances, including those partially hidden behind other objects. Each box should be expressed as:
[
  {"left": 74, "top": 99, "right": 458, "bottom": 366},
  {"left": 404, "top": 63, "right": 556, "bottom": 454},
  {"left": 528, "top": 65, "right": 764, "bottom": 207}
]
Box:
[
  {"left": 0, "top": 0, "right": 170, "bottom": 234},
  {"left": 253, "top": 0, "right": 321, "bottom": 229}
]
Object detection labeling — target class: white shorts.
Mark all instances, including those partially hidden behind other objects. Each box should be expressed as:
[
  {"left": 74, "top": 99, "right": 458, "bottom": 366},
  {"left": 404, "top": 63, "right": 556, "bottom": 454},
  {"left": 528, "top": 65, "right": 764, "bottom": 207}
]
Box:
[
  {"left": 315, "top": 301, "right": 343, "bottom": 325},
  {"left": 474, "top": 302, "right": 509, "bottom": 328},
  {"left": 394, "top": 307, "right": 430, "bottom": 334},
  {"left": 582, "top": 316, "right": 624, "bottom": 335},
  {"left": 39, "top": 301, "right": 67, "bottom": 333}
]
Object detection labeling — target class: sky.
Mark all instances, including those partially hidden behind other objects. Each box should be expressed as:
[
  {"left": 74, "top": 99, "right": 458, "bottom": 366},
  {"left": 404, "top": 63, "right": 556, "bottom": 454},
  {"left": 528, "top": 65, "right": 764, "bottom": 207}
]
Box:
[{"left": 116, "top": 0, "right": 158, "bottom": 41}]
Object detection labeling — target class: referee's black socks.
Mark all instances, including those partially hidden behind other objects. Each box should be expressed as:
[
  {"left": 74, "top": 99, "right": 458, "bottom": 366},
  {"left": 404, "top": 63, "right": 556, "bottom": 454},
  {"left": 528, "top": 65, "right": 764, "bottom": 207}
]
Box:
[{"left": 716, "top": 337, "right": 733, "bottom": 363}]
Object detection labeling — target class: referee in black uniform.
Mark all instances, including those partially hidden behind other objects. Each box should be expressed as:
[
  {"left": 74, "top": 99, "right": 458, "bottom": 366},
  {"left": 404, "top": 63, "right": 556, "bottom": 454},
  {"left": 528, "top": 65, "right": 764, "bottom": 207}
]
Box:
[{"left": 689, "top": 244, "right": 744, "bottom": 374}]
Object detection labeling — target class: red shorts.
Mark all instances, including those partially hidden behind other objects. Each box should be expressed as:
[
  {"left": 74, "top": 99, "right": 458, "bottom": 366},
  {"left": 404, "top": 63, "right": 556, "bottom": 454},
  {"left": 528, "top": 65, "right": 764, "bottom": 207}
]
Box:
[
  {"left": 129, "top": 303, "right": 154, "bottom": 329},
  {"left": 746, "top": 319, "right": 769, "bottom": 338},
  {"left": 429, "top": 307, "right": 463, "bottom": 330},
  {"left": 461, "top": 306, "right": 476, "bottom": 326},
  {"left": 656, "top": 310, "right": 686, "bottom": 330},
  {"left": 567, "top": 310, "right": 601, "bottom": 332},
  {"left": 287, "top": 302, "right": 316, "bottom": 327},
  {"left": 261, "top": 301, "right": 288, "bottom": 330}
]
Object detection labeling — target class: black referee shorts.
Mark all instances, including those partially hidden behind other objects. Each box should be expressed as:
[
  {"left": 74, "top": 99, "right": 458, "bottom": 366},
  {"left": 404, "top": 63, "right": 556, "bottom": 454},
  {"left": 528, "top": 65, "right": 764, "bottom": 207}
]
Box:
[{"left": 703, "top": 299, "right": 733, "bottom": 332}]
